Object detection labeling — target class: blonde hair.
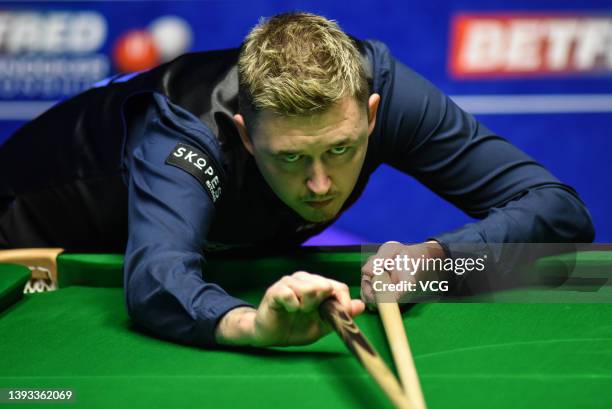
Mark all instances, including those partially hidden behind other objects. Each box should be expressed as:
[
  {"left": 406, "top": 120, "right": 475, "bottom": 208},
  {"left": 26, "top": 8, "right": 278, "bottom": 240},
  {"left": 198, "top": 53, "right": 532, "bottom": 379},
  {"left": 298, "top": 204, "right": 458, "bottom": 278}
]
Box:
[{"left": 238, "top": 12, "right": 369, "bottom": 128}]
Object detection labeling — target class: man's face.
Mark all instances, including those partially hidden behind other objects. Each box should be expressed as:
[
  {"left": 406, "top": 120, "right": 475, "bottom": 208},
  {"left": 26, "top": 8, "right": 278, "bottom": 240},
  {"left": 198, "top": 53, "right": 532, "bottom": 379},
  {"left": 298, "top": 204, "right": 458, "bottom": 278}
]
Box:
[{"left": 236, "top": 95, "right": 379, "bottom": 222}]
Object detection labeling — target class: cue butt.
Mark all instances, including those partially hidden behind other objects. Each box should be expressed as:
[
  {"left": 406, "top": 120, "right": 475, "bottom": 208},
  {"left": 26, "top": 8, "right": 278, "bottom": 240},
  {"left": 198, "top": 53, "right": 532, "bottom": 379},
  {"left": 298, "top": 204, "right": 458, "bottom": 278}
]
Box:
[
  {"left": 319, "top": 298, "right": 413, "bottom": 409},
  {"left": 374, "top": 272, "right": 426, "bottom": 409},
  {"left": 377, "top": 302, "right": 427, "bottom": 409}
]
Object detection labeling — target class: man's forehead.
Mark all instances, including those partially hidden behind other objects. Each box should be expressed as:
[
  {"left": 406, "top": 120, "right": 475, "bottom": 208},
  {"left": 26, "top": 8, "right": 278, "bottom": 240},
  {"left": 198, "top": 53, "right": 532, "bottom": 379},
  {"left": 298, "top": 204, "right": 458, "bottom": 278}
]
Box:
[
  {"left": 253, "top": 97, "right": 368, "bottom": 150},
  {"left": 259, "top": 119, "right": 364, "bottom": 151}
]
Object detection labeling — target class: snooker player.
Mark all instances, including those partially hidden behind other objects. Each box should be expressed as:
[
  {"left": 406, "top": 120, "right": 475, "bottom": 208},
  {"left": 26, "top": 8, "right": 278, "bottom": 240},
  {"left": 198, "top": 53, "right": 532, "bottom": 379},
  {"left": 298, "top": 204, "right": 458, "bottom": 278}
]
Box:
[{"left": 0, "top": 13, "right": 594, "bottom": 347}]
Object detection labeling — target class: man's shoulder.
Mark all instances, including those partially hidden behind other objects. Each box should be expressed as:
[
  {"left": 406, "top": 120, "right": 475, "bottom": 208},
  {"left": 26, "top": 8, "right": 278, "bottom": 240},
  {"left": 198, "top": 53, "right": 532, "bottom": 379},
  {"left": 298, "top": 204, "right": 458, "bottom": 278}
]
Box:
[
  {"left": 354, "top": 38, "right": 394, "bottom": 65},
  {"left": 124, "top": 92, "right": 227, "bottom": 205},
  {"left": 130, "top": 92, "right": 226, "bottom": 163},
  {"left": 350, "top": 38, "right": 403, "bottom": 95}
]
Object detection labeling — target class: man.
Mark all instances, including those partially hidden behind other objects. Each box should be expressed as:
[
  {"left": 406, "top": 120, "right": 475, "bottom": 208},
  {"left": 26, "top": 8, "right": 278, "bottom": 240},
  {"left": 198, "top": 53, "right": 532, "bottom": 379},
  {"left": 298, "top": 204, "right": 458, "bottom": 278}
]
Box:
[{"left": 0, "top": 13, "right": 594, "bottom": 347}]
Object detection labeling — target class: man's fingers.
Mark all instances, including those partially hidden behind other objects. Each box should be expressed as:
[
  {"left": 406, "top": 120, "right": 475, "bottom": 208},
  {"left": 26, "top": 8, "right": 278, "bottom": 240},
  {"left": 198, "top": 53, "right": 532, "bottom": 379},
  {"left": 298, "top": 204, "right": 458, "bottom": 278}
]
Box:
[
  {"left": 269, "top": 272, "right": 362, "bottom": 316},
  {"left": 361, "top": 255, "right": 376, "bottom": 278},
  {"left": 326, "top": 278, "right": 353, "bottom": 312},
  {"left": 267, "top": 278, "right": 301, "bottom": 312},
  {"left": 349, "top": 299, "right": 366, "bottom": 316},
  {"left": 288, "top": 272, "right": 334, "bottom": 313},
  {"left": 390, "top": 267, "right": 413, "bottom": 284},
  {"left": 361, "top": 241, "right": 403, "bottom": 278},
  {"left": 361, "top": 276, "right": 373, "bottom": 301}
]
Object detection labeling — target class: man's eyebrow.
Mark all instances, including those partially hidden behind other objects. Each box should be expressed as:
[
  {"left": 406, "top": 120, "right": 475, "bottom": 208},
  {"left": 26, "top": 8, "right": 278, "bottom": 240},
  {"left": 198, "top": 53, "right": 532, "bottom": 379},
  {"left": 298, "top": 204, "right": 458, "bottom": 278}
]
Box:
[
  {"left": 274, "top": 135, "right": 364, "bottom": 155},
  {"left": 328, "top": 137, "right": 358, "bottom": 147},
  {"left": 275, "top": 148, "right": 301, "bottom": 156}
]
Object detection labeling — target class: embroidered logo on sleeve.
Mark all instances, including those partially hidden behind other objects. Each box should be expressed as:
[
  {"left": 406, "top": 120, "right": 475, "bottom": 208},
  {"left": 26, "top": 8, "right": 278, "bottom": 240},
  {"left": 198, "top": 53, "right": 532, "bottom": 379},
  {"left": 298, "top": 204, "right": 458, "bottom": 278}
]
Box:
[{"left": 165, "top": 143, "right": 222, "bottom": 203}]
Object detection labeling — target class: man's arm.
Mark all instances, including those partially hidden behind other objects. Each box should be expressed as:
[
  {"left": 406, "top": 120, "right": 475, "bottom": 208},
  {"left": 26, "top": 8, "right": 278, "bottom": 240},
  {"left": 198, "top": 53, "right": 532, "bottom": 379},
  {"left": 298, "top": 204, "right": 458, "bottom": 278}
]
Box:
[
  {"left": 122, "top": 93, "right": 252, "bottom": 347},
  {"left": 370, "top": 43, "right": 594, "bottom": 250}
]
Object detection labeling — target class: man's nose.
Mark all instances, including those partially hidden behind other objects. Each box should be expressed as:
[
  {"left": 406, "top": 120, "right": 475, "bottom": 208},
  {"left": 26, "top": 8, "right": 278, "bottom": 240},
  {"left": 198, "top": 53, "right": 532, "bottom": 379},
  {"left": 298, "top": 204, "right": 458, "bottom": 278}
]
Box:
[{"left": 306, "top": 161, "right": 332, "bottom": 196}]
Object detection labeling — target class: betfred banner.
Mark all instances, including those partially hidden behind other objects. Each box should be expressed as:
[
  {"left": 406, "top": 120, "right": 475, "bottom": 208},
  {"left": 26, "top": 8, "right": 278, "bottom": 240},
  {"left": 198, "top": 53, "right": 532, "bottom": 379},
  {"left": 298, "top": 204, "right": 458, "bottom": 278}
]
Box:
[
  {"left": 0, "top": 9, "right": 193, "bottom": 101},
  {"left": 0, "top": 10, "right": 108, "bottom": 99},
  {"left": 450, "top": 13, "right": 612, "bottom": 78}
]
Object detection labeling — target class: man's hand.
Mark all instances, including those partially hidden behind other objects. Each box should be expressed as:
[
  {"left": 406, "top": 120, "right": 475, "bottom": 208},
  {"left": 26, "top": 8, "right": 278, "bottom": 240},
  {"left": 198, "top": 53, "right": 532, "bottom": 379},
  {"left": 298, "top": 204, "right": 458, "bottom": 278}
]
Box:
[
  {"left": 361, "top": 241, "right": 446, "bottom": 306},
  {"left": 215, "top": 271, "right": 365, "bottom": 347}
]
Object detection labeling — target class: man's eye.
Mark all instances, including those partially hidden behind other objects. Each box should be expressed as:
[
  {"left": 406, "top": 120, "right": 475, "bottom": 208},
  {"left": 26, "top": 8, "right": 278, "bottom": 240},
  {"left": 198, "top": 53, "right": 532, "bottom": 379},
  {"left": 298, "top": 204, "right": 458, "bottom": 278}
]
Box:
[
  {"left": 282, "top": 154, "right": 302, "bottom": 163},
  {"left": 329, "top": 146, "right": 348, "bottom": 155}
]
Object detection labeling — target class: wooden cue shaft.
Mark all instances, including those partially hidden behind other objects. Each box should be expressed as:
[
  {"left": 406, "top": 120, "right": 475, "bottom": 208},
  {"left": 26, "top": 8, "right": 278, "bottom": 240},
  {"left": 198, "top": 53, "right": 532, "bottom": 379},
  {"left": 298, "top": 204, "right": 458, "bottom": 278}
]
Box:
[
  {"left": 319, "top": 298, "right": 413, "bottom": 409},
  {"left": 374, "top": 272, "right": 426, "bottom": 409},
  {"left": 377, "top": 302, "right": 427, "bottom": 409}
]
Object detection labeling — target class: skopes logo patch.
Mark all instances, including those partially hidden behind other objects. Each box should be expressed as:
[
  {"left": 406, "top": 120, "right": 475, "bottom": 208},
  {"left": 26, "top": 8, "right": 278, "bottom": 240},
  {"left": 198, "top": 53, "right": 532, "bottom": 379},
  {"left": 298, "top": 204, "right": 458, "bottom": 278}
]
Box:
[
  {"left": 449, "top": 13, "right": 612, "bottom": 78},
  {"left": 165, "top": 143, "right": 223, "bottom": 203},
  {"left": 0, "top": 10, "right": 109, "bottom": 98}
]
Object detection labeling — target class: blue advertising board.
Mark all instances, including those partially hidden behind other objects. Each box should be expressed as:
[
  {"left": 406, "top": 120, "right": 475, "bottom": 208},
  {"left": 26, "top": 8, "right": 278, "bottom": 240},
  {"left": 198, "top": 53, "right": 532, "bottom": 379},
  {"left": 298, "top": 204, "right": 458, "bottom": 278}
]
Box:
[{"left": 1, "top": 0, "right": 610, "bottom": 242}]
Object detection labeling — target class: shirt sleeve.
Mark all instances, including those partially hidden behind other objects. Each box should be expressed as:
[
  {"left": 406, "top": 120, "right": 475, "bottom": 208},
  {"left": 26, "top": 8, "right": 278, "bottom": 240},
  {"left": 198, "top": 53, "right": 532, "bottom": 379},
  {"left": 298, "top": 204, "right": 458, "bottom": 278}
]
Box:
[
  {"left": 122, "top": 93, "right": 252, "bottom": 347},
  {"left": 369, "top": 41, "right": 595, "bottom": 255}
]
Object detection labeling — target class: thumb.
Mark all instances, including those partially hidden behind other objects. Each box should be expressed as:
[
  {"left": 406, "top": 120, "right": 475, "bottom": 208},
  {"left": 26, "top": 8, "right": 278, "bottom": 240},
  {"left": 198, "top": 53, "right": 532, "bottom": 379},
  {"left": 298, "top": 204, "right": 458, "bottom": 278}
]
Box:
[{"left": 349, "top": 299, "right": 365, "bottom": 317}]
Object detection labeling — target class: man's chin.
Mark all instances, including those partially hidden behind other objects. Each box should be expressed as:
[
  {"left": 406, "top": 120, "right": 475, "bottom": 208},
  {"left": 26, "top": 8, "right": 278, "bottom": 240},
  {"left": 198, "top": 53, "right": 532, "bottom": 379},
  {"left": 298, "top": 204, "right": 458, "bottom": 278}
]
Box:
[
  {"left": 300, "top": 207, "right": 338, "bottom": 223},
  {"left": 303, "top": 214, "right": 333, "bottom": 223}
]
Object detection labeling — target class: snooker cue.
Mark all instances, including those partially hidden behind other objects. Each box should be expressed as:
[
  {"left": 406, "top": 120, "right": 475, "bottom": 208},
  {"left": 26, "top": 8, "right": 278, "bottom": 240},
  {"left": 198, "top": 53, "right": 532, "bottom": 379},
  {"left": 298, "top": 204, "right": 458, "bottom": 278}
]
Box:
[
  {"left": 319, "top": 298, "right": 413, "bottom": 409},
  {"left": 375, "top": 274, "right": 427, "bottom": 409}
]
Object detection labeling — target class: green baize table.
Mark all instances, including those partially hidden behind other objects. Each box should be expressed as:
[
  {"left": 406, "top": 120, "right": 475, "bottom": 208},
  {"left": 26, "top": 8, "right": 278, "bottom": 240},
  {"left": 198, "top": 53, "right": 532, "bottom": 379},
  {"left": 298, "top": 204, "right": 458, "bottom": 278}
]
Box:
[{"left": 1, "top": 247, "right": 611, "bottom": 409}]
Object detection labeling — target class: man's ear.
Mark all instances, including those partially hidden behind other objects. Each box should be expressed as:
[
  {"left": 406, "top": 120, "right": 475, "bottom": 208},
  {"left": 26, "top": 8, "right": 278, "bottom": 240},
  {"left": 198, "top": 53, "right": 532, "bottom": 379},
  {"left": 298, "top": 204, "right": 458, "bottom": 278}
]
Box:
[
  {"left": 233, "top": 114, "right": 254, "bottom": 155},
  {"left": 367, "top": 93, "right": 381, "bottom": 136}
]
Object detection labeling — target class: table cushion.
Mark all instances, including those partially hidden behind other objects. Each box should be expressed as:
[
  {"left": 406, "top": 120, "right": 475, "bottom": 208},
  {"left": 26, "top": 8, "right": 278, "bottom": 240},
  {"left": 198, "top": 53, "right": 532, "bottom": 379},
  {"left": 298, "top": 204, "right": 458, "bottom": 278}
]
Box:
[{"left": 0, "top": 263, "right": 31, "bottom": 312}]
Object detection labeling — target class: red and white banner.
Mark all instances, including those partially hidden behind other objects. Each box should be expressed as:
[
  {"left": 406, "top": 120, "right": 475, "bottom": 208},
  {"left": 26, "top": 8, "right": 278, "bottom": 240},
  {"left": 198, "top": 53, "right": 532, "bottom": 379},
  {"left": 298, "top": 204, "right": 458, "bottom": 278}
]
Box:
[{"left": 449, "top": 13, "right": 612, "bottom": 77}]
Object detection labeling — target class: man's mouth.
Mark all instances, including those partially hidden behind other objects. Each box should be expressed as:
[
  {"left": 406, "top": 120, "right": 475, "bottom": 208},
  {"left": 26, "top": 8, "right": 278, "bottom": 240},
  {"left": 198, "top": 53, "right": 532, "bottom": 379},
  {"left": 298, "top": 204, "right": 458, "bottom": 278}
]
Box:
[{"left": 304, "top": 198, "right": 334, "bottom": 209}]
